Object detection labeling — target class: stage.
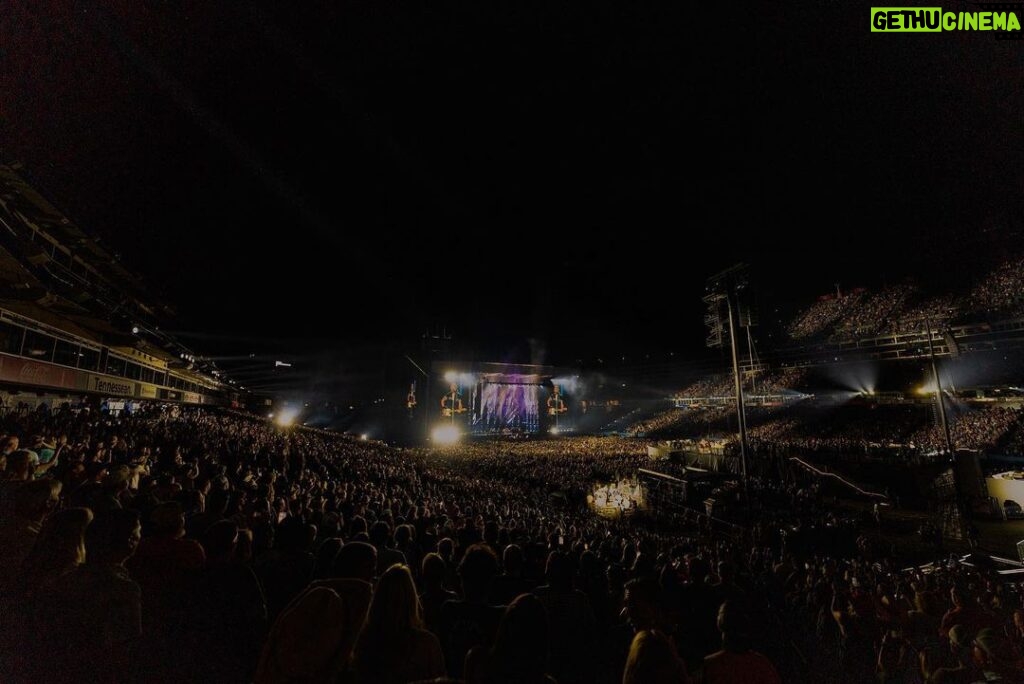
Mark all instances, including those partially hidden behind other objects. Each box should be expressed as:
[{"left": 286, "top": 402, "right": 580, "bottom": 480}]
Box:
[{"left": 430, "top": 361, "right": 577, "bottom": 436}]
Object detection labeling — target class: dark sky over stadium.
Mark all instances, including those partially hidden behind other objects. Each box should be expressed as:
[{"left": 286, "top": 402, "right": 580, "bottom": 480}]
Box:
[{"left": 2, "top": 2, "right": 1023, "bottom": 390}]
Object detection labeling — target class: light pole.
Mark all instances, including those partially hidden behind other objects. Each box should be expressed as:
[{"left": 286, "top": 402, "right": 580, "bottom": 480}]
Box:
[
  {"left": 924, "top": 317, "right": 966, "bottom": 538},
  {"left": 726, "top": 291, "right": 750, "bottom": 496},
  {"left": 924, "top": 318, "right": 955, "bottom": 458},
  {"left": 705, "top": 264, "right": 751, "bottom": 497}
]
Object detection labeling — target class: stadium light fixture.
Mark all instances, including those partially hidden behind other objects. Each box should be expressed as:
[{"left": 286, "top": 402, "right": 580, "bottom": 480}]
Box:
[{"left": 275, "top": 408, "right": 298, "bottom": 427}]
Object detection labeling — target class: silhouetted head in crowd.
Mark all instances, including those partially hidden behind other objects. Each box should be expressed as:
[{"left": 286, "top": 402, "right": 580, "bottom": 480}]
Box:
[
  {"left": 607, "top": 563, "right": 627, "bottom": 595},
  {"left": 275, "top": 516, "right": 310, "bottom": 554},
  {"left": 255, "top": 586, "right": 349, "bottom": 683},
  {"left": 717, "top": 600, "right": 755, "bottom": 652},
  {"left": 2, "top": 435, "right": 19, "bottom": 455},
  {"left": 4, "top": 449, "right": 33, "bottom": 480},
  {"left": 150, "top": 501, "right": 187, "bottom": 539},
  {"left": 579, "top": 550, "right": 601, "bottom": 577},
  {"left": 319, "top": 512, "right": 341, "bottom": 540},
  {"left": 632, "top": 540, "right": 656, "bottom": 577},
  {"left": 484, "top": 520, "right": 499, "bottom": 546},
  {"left": 316, "top": 538, "right": 344, "bottom": 576},
  {"left": 86, "top": 508, "right": 142, "bottom": 565},
  {"left": 177, "top": 488, "right": 205, "bottom": 516},
  {"left": 972, "top": 627, "right": 1011, "bottom": 671},
  {"left": 543, "top": 551, "right": 573, "bottom": 592},
  {"left": 22, "top": 506, "right": 92, "bottom": 584},
  {"left": 235, "top": 527, "right": 254, "bottom": 562},
  {"left": 623, "top": 577, "right": 661, "bottom": 631},
  {"left": 459, "top": 543, "right": 499, "bottom": 601},
  {"left": 334, "top": 541, "right": 377, "bottom": 582},
  {"left": 203, "top": 520, "right": 239, "bottom": 562},
  {"left": 12, "top": 479, "right": 61, "bottom": 523},
  {"left": 488, "top": 593, "right": 550, "bottom": 679},
  {"left": 913, "top": 589, "right": 935, "bottom": 615},
  {"left": 688, "top": 556, "right": 711, "bottom": 584},
  {"left": 623, "top": 630, "right": 688, "bottom": 684},
  {"left": 369, "top": 520, "right": 393, "bottom": 549},
  {"left": 350, "top": 515, "right": 367, "bottom": 538},
  {"left": 102, "top": 465, "right": 131, "bottom": 494},
  {"left": 205, "top": 488, "right": 230, "bottom": 519},
  {"left": 947, "top": 624, "right": 970, "bottom": 658},
  {"left": 438, "top": 537, "right": 455, "bottom": 560},
  {"left": 502, "top": 544, "right": 524, "bottom": 577},
  {"left": 354, "top": 564, "right": 423, "bottom": 673},
  {"left": 421, "top": 552, "right": 446, "bottom": 591}
]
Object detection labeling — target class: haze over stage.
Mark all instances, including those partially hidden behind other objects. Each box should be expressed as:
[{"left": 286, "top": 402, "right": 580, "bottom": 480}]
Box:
[{"left": 441, "top": 361, "right": 561, "bottom": 381}]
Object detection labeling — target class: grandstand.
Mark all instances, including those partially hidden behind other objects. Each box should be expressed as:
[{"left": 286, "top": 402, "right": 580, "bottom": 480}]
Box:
[{"left": 0, "top": 162, "right": 232, "bottom": 409}]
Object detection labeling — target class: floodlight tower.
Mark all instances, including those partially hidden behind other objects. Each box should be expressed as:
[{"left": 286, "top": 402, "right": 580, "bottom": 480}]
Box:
[
  {"left": 704, "top": 264, "right": 751, "bottom": 496},
  {"left": 924, "top": 317, "right": 968, "bottom": 540}
]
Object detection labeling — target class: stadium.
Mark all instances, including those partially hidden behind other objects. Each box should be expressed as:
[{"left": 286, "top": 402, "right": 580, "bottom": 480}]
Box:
[{"left": 2, "top": 5, "right": 1024, "bottom": 684}]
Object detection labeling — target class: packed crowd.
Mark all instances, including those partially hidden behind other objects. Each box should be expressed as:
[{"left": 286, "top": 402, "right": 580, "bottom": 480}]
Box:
[
  {"left": 745, "top": 405, "right": 933, "bottom": 457},
  {"left": 750, "top": 367, "right": 809, "bottom": 395},
  {"left": 1001, "top": 420, "right": 1024, "bottom": 457},
  {"left": 908, "top": 407, "right": 1022, "bottom": 454},
  {"left": 830, "top": 285, "right": 916, "bottom": 342},
  {"left": 884, "top": 295, "right": 963, "bottom": 335},
  {"left": 968, "top": 256, "right": 1024, "bottom": 317},
  {"left": 667, "top": 368, "right": 807, "bottom": 409},
  {"left": 1, "top": 403, "right": 1022, "bottom": 684},
  {"left": 784, "top": 254, "right": 1024, "bottom": 344},
  {"left": 627, "top": 406, "right": 734, "bottom": 438},
  {"left": 787, "top": 290, "right": 864, "bottom": 340},
  {"left": 671, "top": 377, "right": 735, "bottom": 403}
]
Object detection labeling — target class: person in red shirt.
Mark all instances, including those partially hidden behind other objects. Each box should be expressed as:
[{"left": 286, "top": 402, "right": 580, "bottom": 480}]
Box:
[{"left": 702, "top": 601, "right": 782, "bottom": 684}]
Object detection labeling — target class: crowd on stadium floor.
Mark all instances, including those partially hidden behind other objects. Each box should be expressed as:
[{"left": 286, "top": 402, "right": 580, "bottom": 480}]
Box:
[{"left": 0, "top": 404, "right": 1022, "bottom": 683}]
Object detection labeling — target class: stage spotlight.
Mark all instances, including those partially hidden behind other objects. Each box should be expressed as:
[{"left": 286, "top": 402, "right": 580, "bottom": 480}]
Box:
[
  {"left": 444, "top": 370, "right": 457, "bottom": 383},
  {"left": 276, "top": 408, "right": 299, "bottom": 427},
  {"left": 360, "top": 434, "right": 368, "bottom": 441},
  {"left": 550, "top": 427, "right": 560, "bottom": 435},
  {"left": 267, "top": 413, "right": 274, "bottom": 419},
  {"left": 431, "top": 424, "right": 460, "bottom": 445},
  {"left": 131, "top": 325, "right": 140, "bottom": 335}
]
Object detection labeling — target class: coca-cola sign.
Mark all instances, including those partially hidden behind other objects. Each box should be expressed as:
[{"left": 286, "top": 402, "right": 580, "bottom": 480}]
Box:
[
  {"left": 17, "top": 361, "right": 51, "bottom": 385},
  {"left": 0, "top": 355, "right": 77, "bottom": 389}
]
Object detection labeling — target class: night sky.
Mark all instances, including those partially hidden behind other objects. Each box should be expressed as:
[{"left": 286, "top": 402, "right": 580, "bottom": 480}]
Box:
[{"left": 2, "top": 2, "right": 1022, "bottom": 394}]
